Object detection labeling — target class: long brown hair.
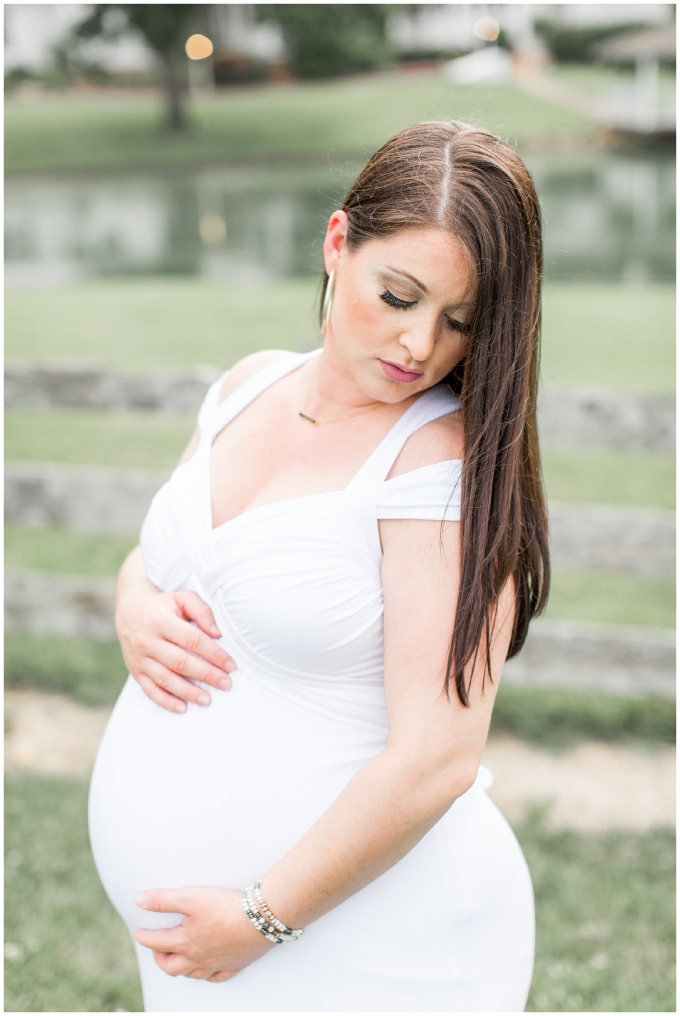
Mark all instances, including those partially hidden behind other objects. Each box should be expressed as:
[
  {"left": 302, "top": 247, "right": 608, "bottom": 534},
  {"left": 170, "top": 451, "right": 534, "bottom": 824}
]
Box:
[{"left": 321, "top": 120, "right": 550, "bottom": 704}]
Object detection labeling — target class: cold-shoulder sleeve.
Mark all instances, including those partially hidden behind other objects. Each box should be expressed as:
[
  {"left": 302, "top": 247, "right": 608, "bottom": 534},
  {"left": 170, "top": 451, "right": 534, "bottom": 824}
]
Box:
[{"left": 377, "top": 460, "right": 462, "bottom": 522}]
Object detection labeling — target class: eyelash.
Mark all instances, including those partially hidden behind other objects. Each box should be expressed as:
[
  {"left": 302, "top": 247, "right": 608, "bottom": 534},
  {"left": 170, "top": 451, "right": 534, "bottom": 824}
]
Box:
[
  {"left": 379, "top": 289, "right": 469, "bottom": 334},
  {"left": 380, "top": 288, "right": 415, "bottom": 310}
]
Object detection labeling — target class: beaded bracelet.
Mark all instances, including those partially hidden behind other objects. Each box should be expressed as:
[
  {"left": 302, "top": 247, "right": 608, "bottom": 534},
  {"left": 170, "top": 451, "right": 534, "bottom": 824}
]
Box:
[{"left": 241, "top": 881, "right": 305, "bottom": 945}]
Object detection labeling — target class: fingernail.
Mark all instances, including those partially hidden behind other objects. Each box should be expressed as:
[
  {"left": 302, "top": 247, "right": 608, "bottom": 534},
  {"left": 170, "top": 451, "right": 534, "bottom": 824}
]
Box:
[
  {"left": 218, "top": 678, "right": 231, "bottom": 690},
  {"left": 175, "top": 702, "right": 186, "bottom": 713},
  {"left": 197, "top": 692, "right": 210, "bottom": 706},
  {"left": 135, "top": 893, "right": 148, "bottom": 907}
]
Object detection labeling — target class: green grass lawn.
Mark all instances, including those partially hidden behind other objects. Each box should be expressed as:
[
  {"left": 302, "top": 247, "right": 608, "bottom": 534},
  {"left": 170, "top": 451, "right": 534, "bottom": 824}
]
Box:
[
  {"left": 544, "top": 572, "right": 675, "bottom": 629},
  {"left": 521, "top": 815, "right": 675, "bottom": 1013},
  {"left": 5, "top": 772, "right": 142, "bottom": 1013},
  {"left": 5, "top": 632, "right": 674, "bottom": 747},
  {"left": 540, "top": 283, "right": 675, "bottom": 394},
  {"left": 4, "top": 73, "right": 594, "bottom": 176},
  {"left": 6, "top": 411, "right": 674, "bottom": 510},
  {"left": 5, "top": 409, "right": 195, "bottom": 470},
  {"left": 4, "top": 773, "right": 674, "bottom": 1013},
  {"left": 545, "top": 63, "right": 676, "bottom": 100},
  {"left": 4, "top": 278, "right": 320, "bottom": 371},
  {"left": 4, "top": 522, "right": 675, "bottom": 631},
  {"left": 4, "top": 635, "right": 128, "bottom": 708},
  {"left": 5, "top": 280, "right": 674, "bottom": 391},
  {"left": 542, "top": 448, "right": 675, "bottom": 511},
  {"left": 4, "top": 524, "right": 136, "bottom": 577}
]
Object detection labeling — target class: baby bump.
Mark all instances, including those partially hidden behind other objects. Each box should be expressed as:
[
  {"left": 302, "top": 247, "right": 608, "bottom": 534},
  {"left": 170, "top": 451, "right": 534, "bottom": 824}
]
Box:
[{"left": 88, "top": 672, "right": 386, "bottom": 930}]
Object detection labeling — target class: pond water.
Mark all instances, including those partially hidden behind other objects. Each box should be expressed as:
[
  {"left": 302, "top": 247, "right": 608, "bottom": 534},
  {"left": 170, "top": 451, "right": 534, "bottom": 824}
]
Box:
[{"left": 5, "top": 151, "right": 674, "bottom": 287}]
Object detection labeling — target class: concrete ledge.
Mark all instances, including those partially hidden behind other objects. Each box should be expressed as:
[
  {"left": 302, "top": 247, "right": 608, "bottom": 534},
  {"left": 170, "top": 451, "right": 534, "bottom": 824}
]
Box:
[
  {"left": 5, "top": 461, "right": 170, "bottom": 537},
  {"left": 5, "top": 362, "right": 675, "bottom": 451},
  {"left": 549, "top": 501, "right": 675, "bottom": 580},
  {"left": 4, "top": 361, "right": 222, "bottom": 414},
  {"left": 5, "top": 462, "right": 675, "bottom": 578},
  {"left": 5, "top": 568, "right": 674, "bottom": 699},
  {"left": 5, "top": 569, "right": 117, "bottom": 641},
  {"left": 537, "top": 385, "right": 675, "bottom": 452},
  {"left": 505, "top": 618, "right": 676, "bottom": 700}
]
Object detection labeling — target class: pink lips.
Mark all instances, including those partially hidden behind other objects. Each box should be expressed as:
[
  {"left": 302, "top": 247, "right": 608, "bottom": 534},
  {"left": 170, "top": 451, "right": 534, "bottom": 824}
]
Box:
[{"left": 379, "top": 359, "right": 424, "bottom": 384}]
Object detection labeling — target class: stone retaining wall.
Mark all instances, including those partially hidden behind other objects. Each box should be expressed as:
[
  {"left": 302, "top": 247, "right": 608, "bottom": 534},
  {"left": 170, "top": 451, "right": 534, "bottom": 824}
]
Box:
[
  {"left": 5, "top": 568, "right": 674, "bottom": 699},
  {"left": 5, "top": 462, "right": 675, "bottom": 579},
  {"left": 5, "top": 462, "right": 169, "bottom": 538},
  {"left": 6, "top": 362, "right": 675, "bottom": 451}
]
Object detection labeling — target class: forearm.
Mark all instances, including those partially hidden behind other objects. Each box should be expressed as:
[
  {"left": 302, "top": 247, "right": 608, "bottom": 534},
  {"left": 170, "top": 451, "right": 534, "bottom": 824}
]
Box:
[
  {"left": 260, "top": 744, "right": 474, "bottom": 930},
  {"left": 115, "top": 546, "right": 158, "bottom": 613}
]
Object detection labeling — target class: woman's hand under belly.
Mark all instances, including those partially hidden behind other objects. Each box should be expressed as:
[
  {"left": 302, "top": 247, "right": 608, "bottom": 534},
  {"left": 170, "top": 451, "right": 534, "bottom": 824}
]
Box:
[{"left": 133, "top": 886, "right": 274, "bottom": 982}]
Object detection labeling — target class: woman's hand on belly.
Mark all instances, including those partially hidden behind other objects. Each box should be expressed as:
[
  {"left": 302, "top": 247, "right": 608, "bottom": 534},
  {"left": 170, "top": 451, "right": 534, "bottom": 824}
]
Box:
[
  {"left": 133, "top": 886, "right": 274, "bottom": 981},
  {"left": 116, "top": 547, "right": 235, "bottom": 713}
]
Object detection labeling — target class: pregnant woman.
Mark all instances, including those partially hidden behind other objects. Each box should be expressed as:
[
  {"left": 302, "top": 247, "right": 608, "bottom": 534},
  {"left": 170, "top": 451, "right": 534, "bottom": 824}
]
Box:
[{"left": 89, "top": 120, "right": 549, "bottom": 1012}]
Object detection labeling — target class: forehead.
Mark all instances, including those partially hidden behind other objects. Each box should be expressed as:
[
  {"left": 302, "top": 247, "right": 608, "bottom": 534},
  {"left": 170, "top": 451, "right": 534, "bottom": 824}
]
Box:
[{"left": 357, "top": 227, "right": 473, "bottom": 294}]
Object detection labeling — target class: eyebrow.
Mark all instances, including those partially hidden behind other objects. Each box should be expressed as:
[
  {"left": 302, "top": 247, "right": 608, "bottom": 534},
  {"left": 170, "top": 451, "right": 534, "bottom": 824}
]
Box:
[
  {"left": 384, "top": 266, "right": 473, "bottom": 309},
  {"left": 384, "top": 266, "right": 428, "bottom": 293}
]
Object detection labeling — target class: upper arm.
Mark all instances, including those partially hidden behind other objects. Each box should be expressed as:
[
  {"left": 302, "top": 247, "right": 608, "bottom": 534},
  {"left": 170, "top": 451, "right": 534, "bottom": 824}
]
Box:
[
  {"left": 380, "top": 513, "right": 514, "bottom": 793},
  {"left": 175, "top": 349, "right": 298, "bottom": 468}
]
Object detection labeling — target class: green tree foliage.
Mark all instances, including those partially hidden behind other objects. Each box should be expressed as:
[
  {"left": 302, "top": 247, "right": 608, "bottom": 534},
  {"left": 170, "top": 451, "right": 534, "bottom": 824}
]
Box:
[
  {"left": 259, "top": 5, "right": 395, "bottom": 79},
  {"left": 73, "top": 4, "right": 206, "bottom": 130}
]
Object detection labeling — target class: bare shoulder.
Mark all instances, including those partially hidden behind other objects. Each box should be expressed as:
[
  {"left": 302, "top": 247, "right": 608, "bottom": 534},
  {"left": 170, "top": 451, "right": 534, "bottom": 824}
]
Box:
[
  {"left": 388, "top": 407, "right": 464, "bottom": 480},
  {"left": 218, "top": 349, "right": 300, "bottom": 405}
]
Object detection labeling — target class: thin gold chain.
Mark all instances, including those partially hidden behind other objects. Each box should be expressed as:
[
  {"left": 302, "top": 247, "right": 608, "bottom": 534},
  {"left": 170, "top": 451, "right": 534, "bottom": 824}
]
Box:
[
  {"left": 298, "top": 402, "right": 384, "bottom": 426},
  {"left": 298, "top": 361, "right": 384, "bottom": 426}
]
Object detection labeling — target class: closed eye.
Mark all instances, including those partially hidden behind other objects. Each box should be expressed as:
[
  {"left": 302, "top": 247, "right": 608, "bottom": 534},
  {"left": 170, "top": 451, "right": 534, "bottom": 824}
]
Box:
[
  {"left": 445, "top": 316, "right": 470, "bottom": 334},
  {"left": 380, "top": 289, "right": 417, "bottom": 310}
]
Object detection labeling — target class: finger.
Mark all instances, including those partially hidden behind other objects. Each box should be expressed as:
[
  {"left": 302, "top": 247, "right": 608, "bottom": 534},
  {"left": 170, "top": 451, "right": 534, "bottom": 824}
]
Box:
[
  {"left": 133, "top": 927, "right": 184, "bottom": 952},
  {"left": 208, "top": 969, "right": 238, "bottom": 982},
  {"left": 144, "top": 659, "right": 215, "bottom": 707},
  {"left": 185, "top": 967, "right": 219, "bottom": 980},
  {"left": 135, "top": 673, "right": 187, "bottom": 714},
  {"left": 152, "top": 639, "right": 232, "bottom": 693},
  {"left": 173, "top": 590, "right": 222, "bottom": 638},
  {"left": 161, "top": 617, "right": 235, "bottom": 677},
  {"left": 135, "top": 887, "right": 198, "bottom": 914},
  {"left": 153, "top": 950, "right": 194, "bottom": 977}
]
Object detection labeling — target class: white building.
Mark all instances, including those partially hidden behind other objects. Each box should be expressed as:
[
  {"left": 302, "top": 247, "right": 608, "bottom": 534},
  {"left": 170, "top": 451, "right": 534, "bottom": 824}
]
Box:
[
  {"left": 4, "top": 4, "right": 675, "bottom": 78},
  {"left": 4, "top": 3, "right": 155, "bottom": 74}
]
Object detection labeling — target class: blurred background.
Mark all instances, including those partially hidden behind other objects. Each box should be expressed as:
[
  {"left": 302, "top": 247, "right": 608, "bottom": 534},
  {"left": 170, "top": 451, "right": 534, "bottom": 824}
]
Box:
[{"left": 4, "top": 3, "right": 675, "bottom": 1012}]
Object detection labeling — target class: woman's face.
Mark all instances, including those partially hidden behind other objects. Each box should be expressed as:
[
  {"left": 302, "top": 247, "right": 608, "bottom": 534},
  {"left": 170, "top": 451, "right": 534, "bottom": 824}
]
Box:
[{"left": 323, "top": 212, "right": 475, "bottom": 403}]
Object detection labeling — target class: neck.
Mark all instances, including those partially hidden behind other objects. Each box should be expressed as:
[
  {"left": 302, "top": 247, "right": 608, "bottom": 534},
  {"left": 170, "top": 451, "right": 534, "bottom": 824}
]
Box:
[{"left": 303, "top": 336, "right": 383, "bottom": 419}]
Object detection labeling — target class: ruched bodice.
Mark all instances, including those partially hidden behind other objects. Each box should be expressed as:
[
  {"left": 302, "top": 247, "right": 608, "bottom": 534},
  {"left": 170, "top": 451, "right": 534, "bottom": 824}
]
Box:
[
  {"left": 89, "top": 350, "right": 534, "bottom": 1013},
  {"left": 139, "top": 350, "right": 463, "bottom": 730}
]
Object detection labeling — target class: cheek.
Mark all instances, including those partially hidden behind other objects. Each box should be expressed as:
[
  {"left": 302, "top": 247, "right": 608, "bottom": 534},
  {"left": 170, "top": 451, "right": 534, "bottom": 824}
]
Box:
[
  {"left": 437, "top": 335, "right": 468, "bottom": 374},
  {"left": 337, "top": 291, "right": 387, "bottom": 347}
]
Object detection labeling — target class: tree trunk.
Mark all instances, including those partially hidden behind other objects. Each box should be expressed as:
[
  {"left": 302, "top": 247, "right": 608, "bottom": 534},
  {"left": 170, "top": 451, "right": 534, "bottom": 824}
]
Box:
[{"left": 161, "top": 49, "right": 187, "bottom": 132}]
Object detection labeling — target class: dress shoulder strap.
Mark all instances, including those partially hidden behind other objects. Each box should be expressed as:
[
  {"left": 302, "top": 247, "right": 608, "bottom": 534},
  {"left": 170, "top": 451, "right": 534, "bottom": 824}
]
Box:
[
  {"left": 344, "top": 384, "right": 462, "bottom": 560},
  {"left": 200, "top": 348, "right": 322, "bottom": 444},
  {"left": 348, "top": 385, "right": 461, "bottom": 494}
]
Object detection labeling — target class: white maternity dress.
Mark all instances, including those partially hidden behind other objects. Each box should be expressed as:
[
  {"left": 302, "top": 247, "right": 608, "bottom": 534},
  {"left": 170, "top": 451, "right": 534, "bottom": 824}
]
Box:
[{"left": 89, "top": 349, "right": 535, "bottom": 1013}]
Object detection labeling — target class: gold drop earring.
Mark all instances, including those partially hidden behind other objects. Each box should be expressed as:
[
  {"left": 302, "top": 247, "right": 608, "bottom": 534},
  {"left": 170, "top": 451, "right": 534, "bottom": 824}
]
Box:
[{"left": 320, "top": 270, "right": 336, "bottom": 336}]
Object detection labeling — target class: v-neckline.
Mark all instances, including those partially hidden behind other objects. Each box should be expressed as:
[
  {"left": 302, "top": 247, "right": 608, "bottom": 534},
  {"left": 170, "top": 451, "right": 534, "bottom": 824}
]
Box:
[{"left": 204, "top": 351, "right": 428, "bottom": 536}]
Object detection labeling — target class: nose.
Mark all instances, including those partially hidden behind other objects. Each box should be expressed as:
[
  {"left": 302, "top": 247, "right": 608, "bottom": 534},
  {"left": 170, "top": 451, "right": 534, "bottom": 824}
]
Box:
[{"left": 398, "top": 316, "right": 439, "bottom": 363}]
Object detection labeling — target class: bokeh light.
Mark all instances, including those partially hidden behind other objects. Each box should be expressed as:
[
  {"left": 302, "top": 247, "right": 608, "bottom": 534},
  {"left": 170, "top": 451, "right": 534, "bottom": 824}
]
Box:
[
  {"left": 185, "top": 34, "right": 214, "bottom": 60},
  {"left": 473, "top": 17, "right": 500, "bottom": 42},
  {"left": 199, "top": 213, "right": 227, "bottom": 245}
]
